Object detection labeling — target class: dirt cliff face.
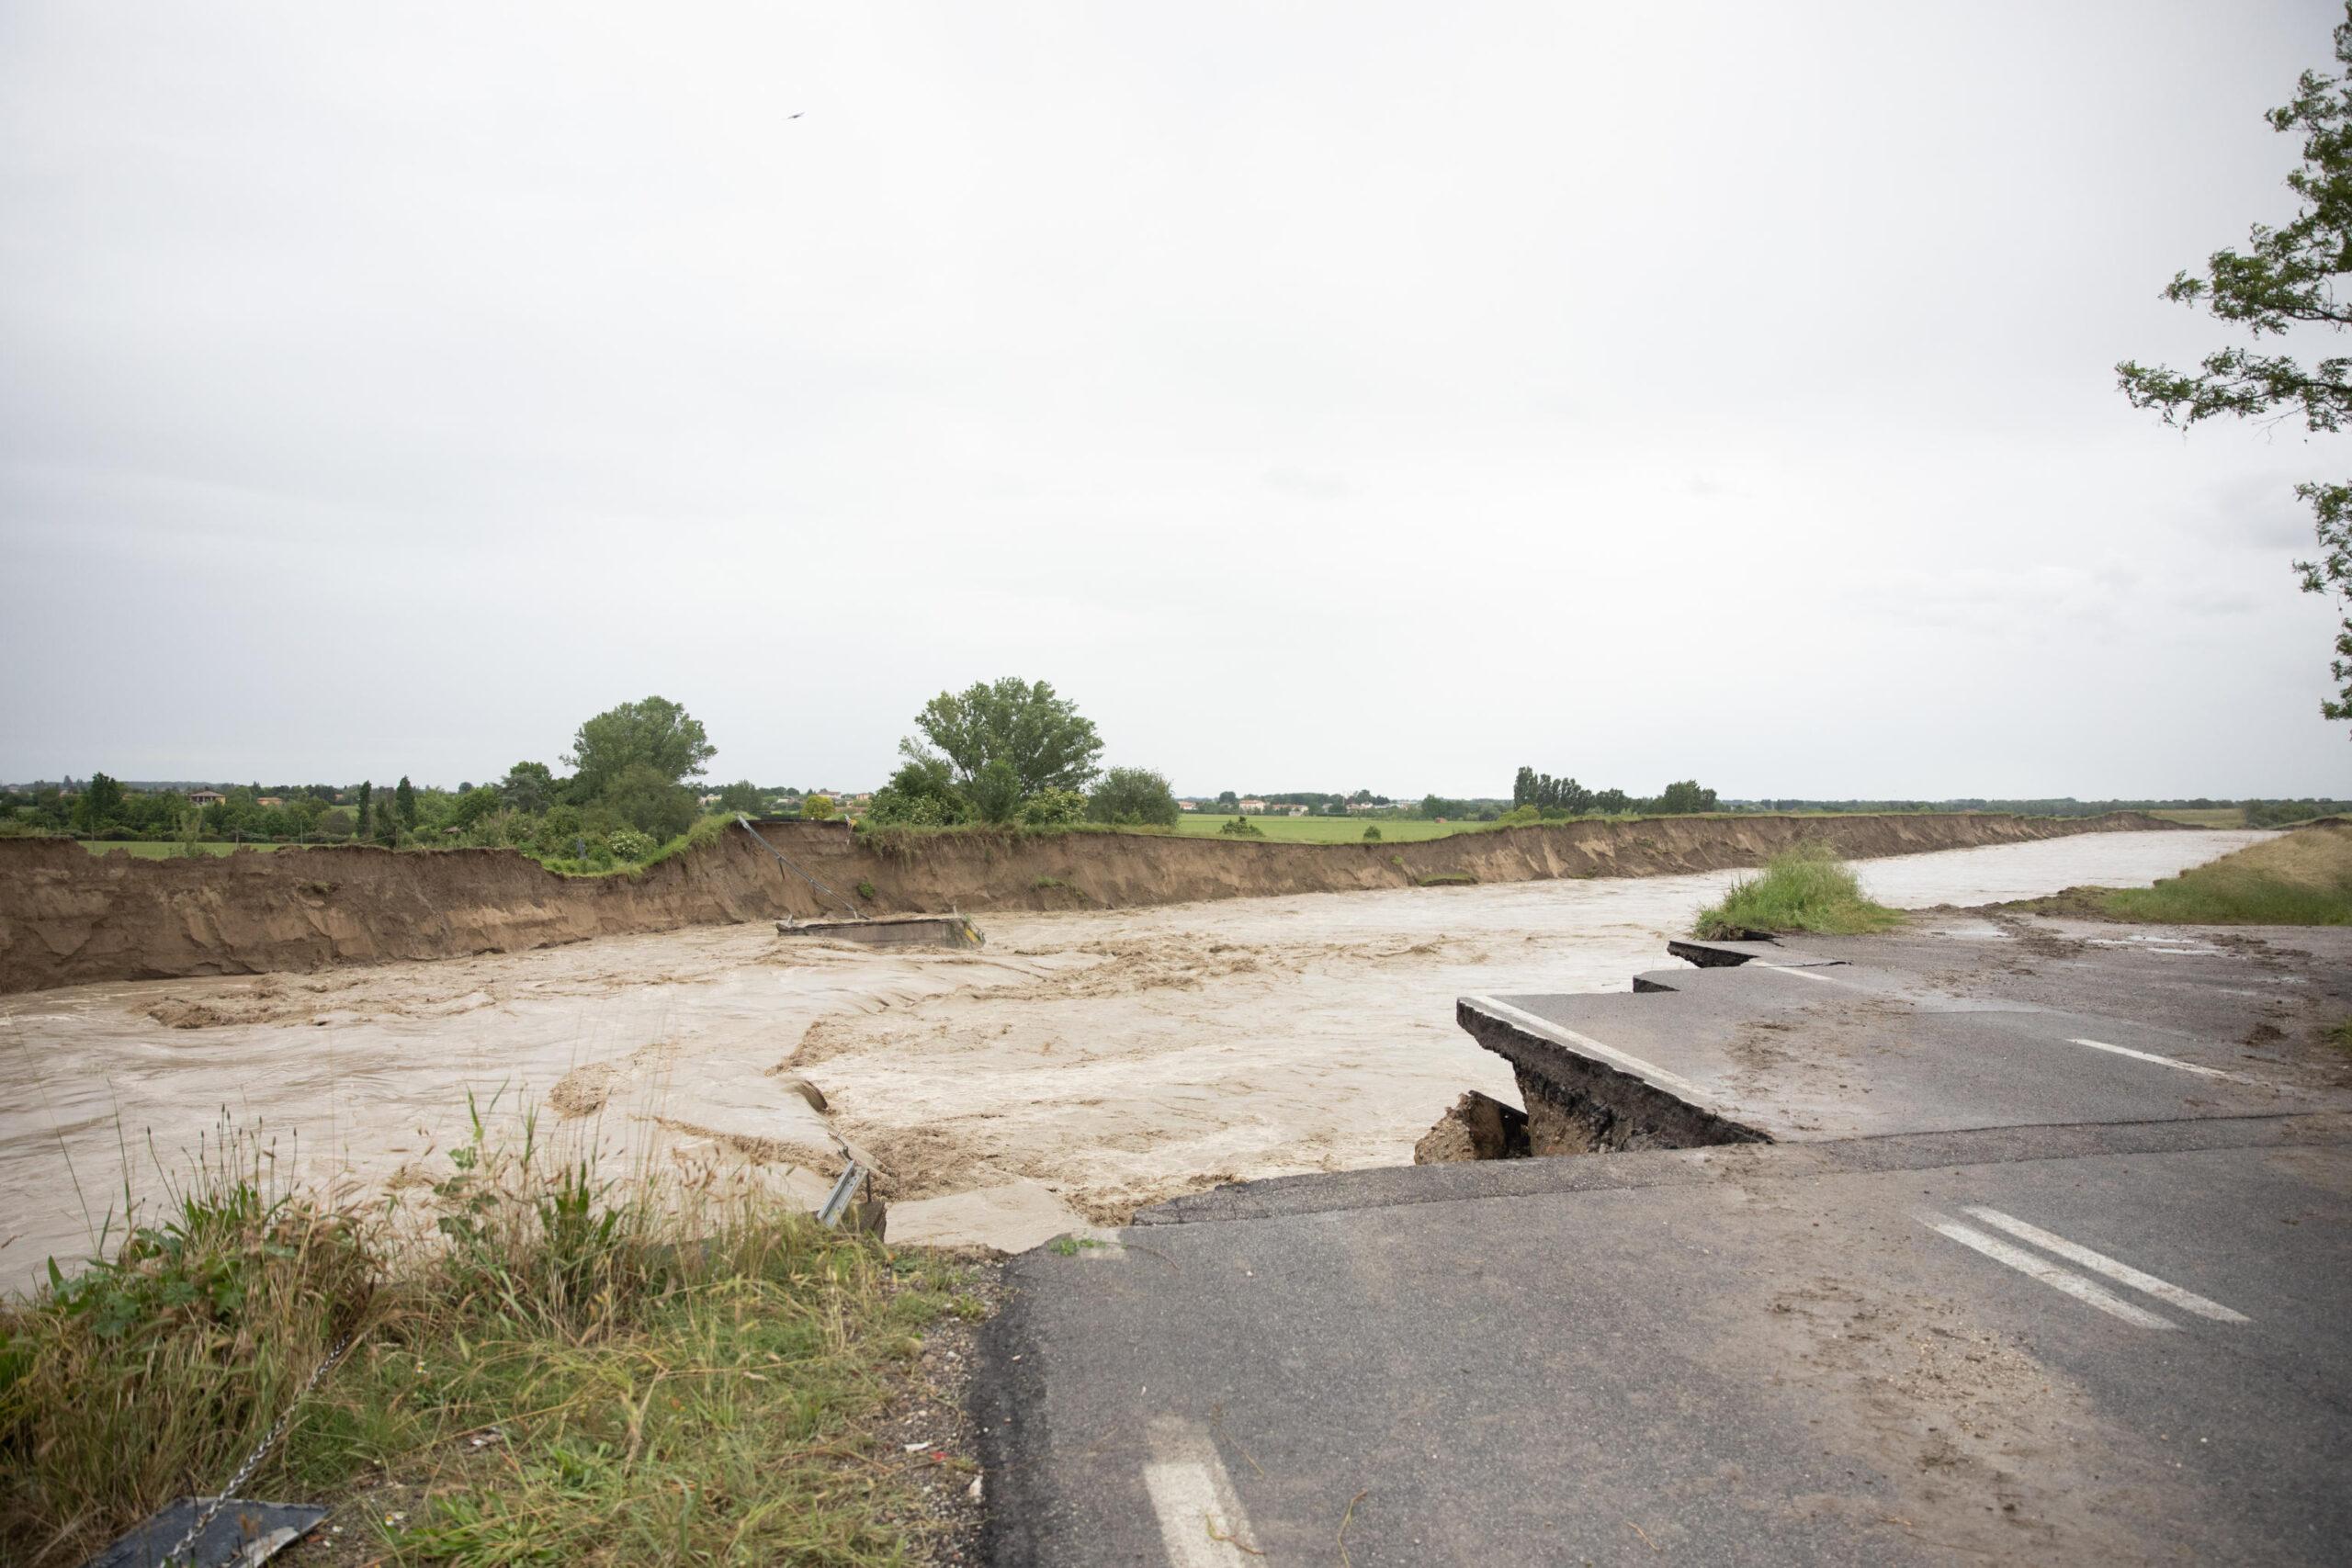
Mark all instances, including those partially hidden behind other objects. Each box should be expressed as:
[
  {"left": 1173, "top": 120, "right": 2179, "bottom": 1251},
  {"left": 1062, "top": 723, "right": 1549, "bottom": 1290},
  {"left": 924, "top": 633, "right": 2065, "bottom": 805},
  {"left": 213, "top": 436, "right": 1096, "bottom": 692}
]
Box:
[{"left": 0, "top": 813, "right": 2180, "bottom": 994}]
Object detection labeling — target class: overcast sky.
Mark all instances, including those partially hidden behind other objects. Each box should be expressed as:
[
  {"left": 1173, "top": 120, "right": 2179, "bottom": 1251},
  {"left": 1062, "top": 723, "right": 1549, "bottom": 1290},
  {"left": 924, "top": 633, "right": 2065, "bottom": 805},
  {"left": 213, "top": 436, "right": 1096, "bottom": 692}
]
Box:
[{"left": 5, "top": 3, "right": 2351, "bottom": 798}]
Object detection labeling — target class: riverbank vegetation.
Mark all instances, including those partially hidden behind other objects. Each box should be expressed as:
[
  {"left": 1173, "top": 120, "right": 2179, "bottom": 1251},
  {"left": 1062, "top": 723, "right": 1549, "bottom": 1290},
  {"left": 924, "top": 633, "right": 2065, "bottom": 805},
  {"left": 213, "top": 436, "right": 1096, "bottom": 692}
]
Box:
[
  {"left": 0, "top": 1115, "right": 985, "bottom": 1567},
  {"left": 1693, "top": 844, "right": 1905, "bottom": 939},
  {"left": 2023, "top": 824, "right": 2352, "bottom": 926}
]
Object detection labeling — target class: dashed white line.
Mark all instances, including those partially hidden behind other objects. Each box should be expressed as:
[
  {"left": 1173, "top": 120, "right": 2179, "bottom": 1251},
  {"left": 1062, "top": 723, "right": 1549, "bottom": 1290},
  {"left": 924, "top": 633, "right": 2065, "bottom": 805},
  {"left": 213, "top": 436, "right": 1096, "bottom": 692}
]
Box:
[
  {"left": 1962, "top": 1207, "right": 2250, "bottom": 1323},
  {"left": 1471, "top": 997, "right": 1706, "bottom": 1099},
  {"left": 2064, "top": 1036, "right": 2236, "bottom": 1080},
  {"left": 1924, "top": 1217, "right": 2177, "bottom": 1328},
  {"left": 1142, "top": 1421, "right": 1262, "bottom": 1568}
]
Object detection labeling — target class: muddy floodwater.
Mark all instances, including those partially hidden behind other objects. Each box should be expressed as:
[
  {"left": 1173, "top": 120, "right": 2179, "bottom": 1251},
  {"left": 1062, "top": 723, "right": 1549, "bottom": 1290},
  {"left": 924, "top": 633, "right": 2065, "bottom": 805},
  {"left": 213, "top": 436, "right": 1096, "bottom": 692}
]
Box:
[{"left": 0, "top": 829, "right": 2270, "bottom": 1287}]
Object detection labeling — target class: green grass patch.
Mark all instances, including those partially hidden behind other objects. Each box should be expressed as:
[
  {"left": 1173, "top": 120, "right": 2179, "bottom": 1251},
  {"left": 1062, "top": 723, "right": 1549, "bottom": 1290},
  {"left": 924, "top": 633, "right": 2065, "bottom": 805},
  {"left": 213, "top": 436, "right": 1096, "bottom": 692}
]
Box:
[
  {"left": 0, "top": 1111, "right": 982, "bottom": 1567},
  {"left": 1693, "top": 844, "right": 1904, "bottom": 939},
  {"left": 2151, "top": 807, "right": 2247, "bottom": 829},
  {"left": 2090, "top": 826, "right": 2352, "bottom": 925}
]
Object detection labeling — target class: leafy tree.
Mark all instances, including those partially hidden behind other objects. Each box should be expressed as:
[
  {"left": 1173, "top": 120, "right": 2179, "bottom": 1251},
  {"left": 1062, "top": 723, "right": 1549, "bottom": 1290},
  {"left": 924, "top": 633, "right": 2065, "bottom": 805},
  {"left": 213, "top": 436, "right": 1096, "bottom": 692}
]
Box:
[
  {"left": 1591, "top": 787, "right": 1631, "bottom": 815},
  {"left": 1087, "top": 766, "right": 1181, "bottom": 828},
  {"left": 1216, "top": 790, "right": 1238, "bottom": 809},
  {"left": 866, "top": 756, "right": 968, "bottom": 826},
  {"left": 1219, "top": 816, "right": 1264, "bottom": 837},
  {"left": 967, "top": 759, "right": 1025, "bottom": 825},
  {"left": 803, "top": 794, "right": 837, "bottom": 821},
  {"left": 395, "top": 775, "right": 417, "bottom": 828},
  {"left": 2119, "top": 6, "right": 2352, "bottom": 728},
  {"left": 500, "top": 761, "right": 557, "bottom": 814},
  {"left": 565, "top": 696, "right": 717, "bottom": 798},
  {"left": 715, "top": 779, "right": 763, "bottom": 814},
  {"left": 70, "top": 772, "right": 124, "bottom": 831},
  {"left": 1652, "top": 780, "right": 1719, "bottom": 815},
  {"left": 904, "top": 678, "right": 1102, "bottom": 800},
  {"left": 601, "top": 761, "right": 697, "bottom": 840},
  {"left": 1363, "top": 824, "right": 1383, "bottom": 840},
  {"left": 374, "top": 805, "right": 400, "bottom": 848},
  {"left": 450, "top": 785, "right": 502, "bottom": 829},
  {"left": 355, "top": 781, "right": 373, "bottom": 840}
]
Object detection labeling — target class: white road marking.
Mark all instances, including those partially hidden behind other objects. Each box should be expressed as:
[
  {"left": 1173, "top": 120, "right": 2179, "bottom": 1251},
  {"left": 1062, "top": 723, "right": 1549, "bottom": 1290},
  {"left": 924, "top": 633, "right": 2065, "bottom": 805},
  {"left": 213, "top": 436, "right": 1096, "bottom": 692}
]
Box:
[
  {"left": 1924, "top": 1217, "right": 2177, "bottom": 1328},
  {"left": 1143, "top": 1420, "right": 1262, "bottom": 1568},
  {"left": 1470, "top": 997, "right": 1706, "bottom": 1099},
  {"left": 1758, "top": 964, "right": 1837, "bottom": 984},
  {"left": 2064, "top": 1035, "right": 2236, "bottom": 1079},
  {"left": 1962, "top": 1207, "right": 2250, "bottom": 1323}
]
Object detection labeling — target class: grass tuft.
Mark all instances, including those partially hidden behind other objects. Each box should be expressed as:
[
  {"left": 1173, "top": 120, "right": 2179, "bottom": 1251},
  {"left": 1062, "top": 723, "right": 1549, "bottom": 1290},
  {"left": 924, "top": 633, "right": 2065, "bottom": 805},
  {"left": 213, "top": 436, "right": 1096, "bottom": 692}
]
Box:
[{"left": 1694, "top": 843, "right": 1903, "bottom": 939}]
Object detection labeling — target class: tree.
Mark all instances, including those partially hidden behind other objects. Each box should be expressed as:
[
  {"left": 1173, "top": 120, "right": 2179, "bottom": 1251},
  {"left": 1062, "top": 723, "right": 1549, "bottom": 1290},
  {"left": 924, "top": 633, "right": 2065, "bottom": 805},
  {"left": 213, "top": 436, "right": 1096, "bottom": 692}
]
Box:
[
  {"left": 450, "top": 785, "right": 502, "bottom": 829},
  {"left": 2119, "top": 6, "right": 2352, "bottom": 728},
  {"left": 1591, "top": 787, "right": 1631, "bottom": 815},
  {"left": 395, "top": 775, "right": 417, "bottom": 828},
  {"left": 500, "top": 761, "right": 557, "bottom": 814},
  {"left": 374, "top": 803, "right": 400, "bottom": 848},
  {"left": 1216, "top": 790, "right": 1238, "bottom": 809},
  {"left": 904, "top": 678, "right": 1102, "bottom": 799},
  {"left": 967, "top": 759, "right": 1025, "bottom": 825},
  {"left": 1652, "top": 780, "right": 1719, "bottom": 815},
  {"left": 355, "top": 781, "right": 373, "bottom": 840},
  {"left": 715, "top": 779, "right": 763, "bottom": 814},
  {"left": 1087, "top": 766, "right": 1182, "bottom": 828},
  {"left": 602, "top": 761, "right": 698, "bottom": 840},
  {"left": 866, "top": 756, "right": 968, "bottom": 826},
  {"left": 803, "top": 794, "right": 837, "bottom": 820},
  {"left": 565, "top": 696, "right": 717, "bottom": 799},
  {"left": 71, "top": 772, "right": 125, "bottom": 831}
]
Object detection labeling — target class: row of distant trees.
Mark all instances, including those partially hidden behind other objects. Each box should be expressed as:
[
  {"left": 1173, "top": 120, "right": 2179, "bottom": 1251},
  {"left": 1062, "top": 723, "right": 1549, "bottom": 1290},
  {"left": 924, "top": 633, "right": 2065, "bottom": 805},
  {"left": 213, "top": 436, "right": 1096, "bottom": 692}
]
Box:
[
  {"left": 2, "top": 697, "right": 797, "bottom": 870},
  {"left": 1508, "top": 768, "right": 1719, "bottom": 819}
]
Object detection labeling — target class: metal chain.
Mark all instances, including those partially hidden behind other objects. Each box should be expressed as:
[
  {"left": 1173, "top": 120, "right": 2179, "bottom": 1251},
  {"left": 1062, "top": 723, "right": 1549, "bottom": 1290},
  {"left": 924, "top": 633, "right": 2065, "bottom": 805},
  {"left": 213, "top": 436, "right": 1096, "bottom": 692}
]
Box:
[{"left": 162, "top": 1329, "right": 357, "bottom": 1567}]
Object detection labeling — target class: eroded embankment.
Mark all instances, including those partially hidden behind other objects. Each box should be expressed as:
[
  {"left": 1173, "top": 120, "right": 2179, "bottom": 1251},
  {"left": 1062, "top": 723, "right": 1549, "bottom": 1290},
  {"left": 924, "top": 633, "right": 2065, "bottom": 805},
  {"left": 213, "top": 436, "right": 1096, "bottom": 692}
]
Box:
[{"left": 0, "top": 811, "right": 2179, "bottom": 993}]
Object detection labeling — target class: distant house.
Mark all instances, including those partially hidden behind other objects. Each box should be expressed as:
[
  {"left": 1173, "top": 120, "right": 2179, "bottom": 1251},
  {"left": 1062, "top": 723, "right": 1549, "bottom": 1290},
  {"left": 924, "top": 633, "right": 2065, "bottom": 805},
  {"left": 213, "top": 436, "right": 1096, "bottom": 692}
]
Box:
[
  {"left": 1177, "top": 800, "right": 1199, "bottom": 812},
  {"left": 1237, "top": 798, "right": 1268, "bottom": 815},
  {"left": 188, "top": 790, "right": 226, "bottom": 807},
  {"left": 1279, "top": 804, "right": 1309, "bottom": 817},
  {"left": 255, "top": 796, "right": 284, "bottom": 808}
]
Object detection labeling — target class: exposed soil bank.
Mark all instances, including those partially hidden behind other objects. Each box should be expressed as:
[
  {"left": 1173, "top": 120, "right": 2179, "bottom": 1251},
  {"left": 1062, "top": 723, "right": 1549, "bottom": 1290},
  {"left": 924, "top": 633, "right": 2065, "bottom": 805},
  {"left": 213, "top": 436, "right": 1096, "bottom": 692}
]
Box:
[{"left": 0, "top": 811, "right": 2179, "bottom": 994}]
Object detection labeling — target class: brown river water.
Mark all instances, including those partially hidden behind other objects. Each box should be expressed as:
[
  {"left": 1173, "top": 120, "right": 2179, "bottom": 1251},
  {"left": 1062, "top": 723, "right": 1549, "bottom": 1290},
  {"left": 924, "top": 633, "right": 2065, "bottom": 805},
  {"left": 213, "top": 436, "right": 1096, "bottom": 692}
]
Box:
[{"left": 0, "top": 830, "right": 2270, "bottom": 1286}]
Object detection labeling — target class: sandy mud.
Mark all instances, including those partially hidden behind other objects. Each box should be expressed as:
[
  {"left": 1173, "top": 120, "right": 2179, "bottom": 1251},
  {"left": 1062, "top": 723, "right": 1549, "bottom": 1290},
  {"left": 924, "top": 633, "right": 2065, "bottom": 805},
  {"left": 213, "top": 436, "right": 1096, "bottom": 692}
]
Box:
[{"left": 0, "top": 829, "right": 2270, "bottom": 1288}]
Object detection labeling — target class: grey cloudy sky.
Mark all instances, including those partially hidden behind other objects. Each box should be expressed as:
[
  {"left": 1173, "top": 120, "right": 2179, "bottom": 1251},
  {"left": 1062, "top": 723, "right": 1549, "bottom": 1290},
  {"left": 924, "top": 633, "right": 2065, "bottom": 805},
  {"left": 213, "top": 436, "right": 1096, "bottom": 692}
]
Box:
[{"left": 5, "top": 2, "right": 2349, "bottom": 798}]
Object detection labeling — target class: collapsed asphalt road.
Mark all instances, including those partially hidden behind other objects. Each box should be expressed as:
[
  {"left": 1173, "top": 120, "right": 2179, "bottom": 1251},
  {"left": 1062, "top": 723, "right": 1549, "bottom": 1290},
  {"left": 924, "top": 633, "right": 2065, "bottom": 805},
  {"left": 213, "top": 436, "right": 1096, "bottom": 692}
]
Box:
[{"left": 971, "top": 920, "right": 2352, "bottom": 1566}]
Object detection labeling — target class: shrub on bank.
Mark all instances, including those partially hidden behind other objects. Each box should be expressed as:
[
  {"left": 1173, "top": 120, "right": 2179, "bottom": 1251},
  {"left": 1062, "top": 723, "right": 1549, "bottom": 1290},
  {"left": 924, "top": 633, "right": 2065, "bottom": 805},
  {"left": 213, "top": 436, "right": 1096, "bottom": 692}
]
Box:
[{"left": 1693, "top": 844, "right": 1903, "bottom": 939}]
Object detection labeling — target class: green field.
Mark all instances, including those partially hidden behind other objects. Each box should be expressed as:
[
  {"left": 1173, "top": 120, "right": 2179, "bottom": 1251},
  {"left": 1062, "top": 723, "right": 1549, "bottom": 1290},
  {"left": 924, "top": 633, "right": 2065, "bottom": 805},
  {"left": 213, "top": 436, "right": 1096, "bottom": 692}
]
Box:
[
  {"left": 1170, "top": 813, "right": 1487, "bottom": 843},
  {"left": 78, "top": 840, "right": 289, "bottom": 856},
  {"left": 2152, "top": 807, "right": 2246, "bottom": 828}
]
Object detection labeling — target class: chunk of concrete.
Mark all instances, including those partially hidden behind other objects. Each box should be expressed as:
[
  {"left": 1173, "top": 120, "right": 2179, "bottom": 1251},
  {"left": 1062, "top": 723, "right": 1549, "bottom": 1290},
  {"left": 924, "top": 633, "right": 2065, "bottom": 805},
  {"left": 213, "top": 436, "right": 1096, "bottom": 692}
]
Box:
[{"left": 887, "top": 1179, "right": 1089, "bottom": 1253}]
